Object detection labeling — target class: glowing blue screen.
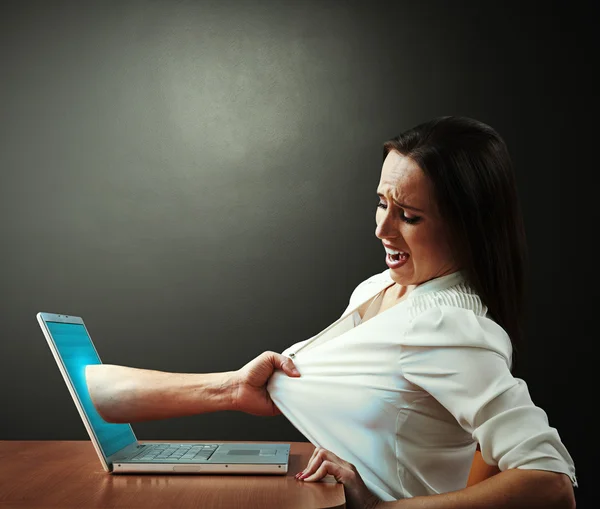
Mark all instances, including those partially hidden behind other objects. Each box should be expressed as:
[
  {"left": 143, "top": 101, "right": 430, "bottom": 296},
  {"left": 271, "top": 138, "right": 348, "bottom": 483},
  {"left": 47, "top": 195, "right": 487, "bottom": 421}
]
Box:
[{"left": 46, "top": 321, "right": 137, "bottom": 458}]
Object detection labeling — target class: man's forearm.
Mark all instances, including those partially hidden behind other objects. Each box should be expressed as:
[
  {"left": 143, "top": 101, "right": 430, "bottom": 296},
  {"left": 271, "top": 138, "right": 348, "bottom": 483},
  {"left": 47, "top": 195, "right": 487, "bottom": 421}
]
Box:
[
  {"left": 378, "top": 469, "right": 575, "bottom": 509},
  {"left": 86, "top": 364, "right": 236, "bottom": 422}
]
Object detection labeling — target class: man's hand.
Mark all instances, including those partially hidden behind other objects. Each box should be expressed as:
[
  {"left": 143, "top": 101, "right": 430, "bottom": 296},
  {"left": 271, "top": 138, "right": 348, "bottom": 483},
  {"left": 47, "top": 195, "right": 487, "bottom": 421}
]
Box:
[
  {"left": 296, "top": 447, "right": 383, "bottom": 509},
  {"left": 229, "top": 351, "right": 300, "bottom": 416}
]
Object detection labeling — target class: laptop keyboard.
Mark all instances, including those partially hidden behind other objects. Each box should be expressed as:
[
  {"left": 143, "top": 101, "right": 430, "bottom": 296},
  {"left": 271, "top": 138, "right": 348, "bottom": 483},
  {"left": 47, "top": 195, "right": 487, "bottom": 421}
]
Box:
[{"left": 130, "top": 444, "right": 219, "bottom": 462}]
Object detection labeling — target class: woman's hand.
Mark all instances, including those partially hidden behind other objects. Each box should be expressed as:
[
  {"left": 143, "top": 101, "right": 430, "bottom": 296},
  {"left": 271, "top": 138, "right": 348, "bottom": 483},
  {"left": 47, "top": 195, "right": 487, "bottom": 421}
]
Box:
[
  {"left": 296, "top": 447, "right": 383, "bottom": 509},
  {"left": 230, "top": 351, "right": 300, "bottom": 416}
]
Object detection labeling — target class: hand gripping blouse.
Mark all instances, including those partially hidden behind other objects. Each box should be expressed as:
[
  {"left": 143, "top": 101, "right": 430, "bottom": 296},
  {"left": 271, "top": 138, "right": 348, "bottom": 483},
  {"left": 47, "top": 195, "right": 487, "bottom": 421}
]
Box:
[{"left": 267, "top": 270, "right": 577, "bottom": 501}]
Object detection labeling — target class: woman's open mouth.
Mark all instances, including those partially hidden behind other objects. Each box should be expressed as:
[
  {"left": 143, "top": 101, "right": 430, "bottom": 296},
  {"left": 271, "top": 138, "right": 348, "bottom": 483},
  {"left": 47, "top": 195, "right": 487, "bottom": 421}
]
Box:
[{"left": 385, "top": 249, "right": 409, "bottom": 269}]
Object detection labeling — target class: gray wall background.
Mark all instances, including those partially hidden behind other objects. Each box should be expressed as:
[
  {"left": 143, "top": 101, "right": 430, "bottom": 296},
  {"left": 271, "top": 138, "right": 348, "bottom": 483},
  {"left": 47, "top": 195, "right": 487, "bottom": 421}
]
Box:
[{"left": 1, "top": 1, "right": 595, "bottom": 505}]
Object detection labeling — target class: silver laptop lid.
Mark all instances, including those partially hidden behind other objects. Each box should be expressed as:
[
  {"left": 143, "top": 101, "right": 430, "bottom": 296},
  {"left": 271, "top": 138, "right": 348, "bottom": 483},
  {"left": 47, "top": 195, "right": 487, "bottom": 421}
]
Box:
[{"left": 37, "top": 312, "right": 138, "bottom": 471}]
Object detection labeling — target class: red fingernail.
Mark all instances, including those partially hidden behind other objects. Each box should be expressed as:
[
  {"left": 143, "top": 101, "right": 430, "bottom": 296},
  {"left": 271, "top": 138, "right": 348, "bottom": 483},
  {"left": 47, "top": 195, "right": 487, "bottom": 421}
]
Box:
[{"left": 299, "top": 473, "right": 307, "bottom": 479}]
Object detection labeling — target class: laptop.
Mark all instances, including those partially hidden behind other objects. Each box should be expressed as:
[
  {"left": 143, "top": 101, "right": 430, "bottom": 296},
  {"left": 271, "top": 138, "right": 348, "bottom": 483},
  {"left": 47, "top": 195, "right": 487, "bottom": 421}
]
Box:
[{"left": 37, "top": 312, "right": 290, "bottom": 474}]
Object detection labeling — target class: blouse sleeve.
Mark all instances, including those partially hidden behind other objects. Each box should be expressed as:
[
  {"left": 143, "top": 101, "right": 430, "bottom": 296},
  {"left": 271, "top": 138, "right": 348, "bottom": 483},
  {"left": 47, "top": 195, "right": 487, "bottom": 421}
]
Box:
[{"left": 399, "top": 305, "right": 577, "bottom": 486}]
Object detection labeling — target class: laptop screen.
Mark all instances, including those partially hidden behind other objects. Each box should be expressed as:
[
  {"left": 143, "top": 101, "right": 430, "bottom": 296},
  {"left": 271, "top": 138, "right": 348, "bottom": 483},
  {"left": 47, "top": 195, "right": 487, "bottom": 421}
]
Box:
[{"left": 46, "top": 321, "right": 137, "bottom": 458}]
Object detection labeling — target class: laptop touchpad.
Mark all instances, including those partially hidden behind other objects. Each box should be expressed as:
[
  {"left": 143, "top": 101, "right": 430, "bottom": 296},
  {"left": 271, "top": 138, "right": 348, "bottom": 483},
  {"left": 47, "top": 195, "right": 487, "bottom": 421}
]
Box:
[{"left": 227, "top": 449, "right": 260, "bottom": 455}]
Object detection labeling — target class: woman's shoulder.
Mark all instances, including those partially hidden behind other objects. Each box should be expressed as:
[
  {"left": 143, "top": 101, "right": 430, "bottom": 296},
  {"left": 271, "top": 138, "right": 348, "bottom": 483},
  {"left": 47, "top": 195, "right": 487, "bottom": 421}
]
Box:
[
  {"left": 407, "top": 274, "right": 487, "bottom": 318},
  {"left": 398, "top": 274, "right": 513, "bottom": 360},
  {"left": 402, "top": 304, "right": 513, "bottom": 363}
]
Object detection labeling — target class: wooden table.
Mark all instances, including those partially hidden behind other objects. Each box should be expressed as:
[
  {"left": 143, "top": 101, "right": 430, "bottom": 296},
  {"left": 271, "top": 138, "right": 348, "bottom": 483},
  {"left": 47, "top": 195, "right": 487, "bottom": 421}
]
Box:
[{"left": 0, "top": 441, "right": 346, "bottom": 509}]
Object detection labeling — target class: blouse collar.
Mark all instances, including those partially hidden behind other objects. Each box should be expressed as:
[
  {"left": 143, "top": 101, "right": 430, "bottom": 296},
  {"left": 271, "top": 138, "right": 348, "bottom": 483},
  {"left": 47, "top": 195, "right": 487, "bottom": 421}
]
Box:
[{"left": 384, "top": 269, "right": 467, "bottom": 298}]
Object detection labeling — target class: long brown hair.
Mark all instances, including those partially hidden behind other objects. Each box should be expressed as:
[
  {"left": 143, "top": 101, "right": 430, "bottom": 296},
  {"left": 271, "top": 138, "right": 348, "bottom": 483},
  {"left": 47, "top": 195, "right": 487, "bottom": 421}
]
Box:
[{"left": 383, "top": 116, "right": 528, "bottom": 354}]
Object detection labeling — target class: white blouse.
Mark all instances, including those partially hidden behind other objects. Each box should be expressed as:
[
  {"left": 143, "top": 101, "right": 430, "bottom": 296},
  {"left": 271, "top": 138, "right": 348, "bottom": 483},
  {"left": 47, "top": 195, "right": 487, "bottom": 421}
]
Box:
[{"left": 267, "top": 270, "right": 577, "bottom": 501}]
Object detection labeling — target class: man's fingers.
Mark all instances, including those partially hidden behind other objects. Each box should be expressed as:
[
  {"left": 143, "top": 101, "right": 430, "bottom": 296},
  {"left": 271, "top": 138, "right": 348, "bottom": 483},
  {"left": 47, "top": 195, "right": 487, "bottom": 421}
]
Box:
[
  {"left": 267, "top": 352, "right": 300, "bottom": 377},
  {"left": 283, "top": 358, "right": 301, "bottom": 377}
]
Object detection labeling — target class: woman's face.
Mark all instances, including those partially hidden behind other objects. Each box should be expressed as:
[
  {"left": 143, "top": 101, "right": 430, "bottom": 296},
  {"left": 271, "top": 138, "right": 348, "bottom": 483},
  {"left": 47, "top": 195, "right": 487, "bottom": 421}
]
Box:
[{"left": 375, "top": 150, "right": 459, "bottom": 286}]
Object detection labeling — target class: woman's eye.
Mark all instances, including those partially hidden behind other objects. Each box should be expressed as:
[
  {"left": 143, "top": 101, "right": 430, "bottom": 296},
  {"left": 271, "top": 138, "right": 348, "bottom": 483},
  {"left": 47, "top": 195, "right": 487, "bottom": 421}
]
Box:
[
  {"left": 377, "top": 201, "right": 421, "bottom": 225},
  {"left": 401, "top": 213, "right": 421, "bottom": 225}
]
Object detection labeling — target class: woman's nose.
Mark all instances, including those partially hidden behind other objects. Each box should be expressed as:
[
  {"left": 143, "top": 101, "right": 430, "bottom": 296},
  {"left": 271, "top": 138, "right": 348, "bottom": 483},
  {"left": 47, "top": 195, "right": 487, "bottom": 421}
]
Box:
[{"left": 375, "top": 214, "right": 397, "bottom": 240}]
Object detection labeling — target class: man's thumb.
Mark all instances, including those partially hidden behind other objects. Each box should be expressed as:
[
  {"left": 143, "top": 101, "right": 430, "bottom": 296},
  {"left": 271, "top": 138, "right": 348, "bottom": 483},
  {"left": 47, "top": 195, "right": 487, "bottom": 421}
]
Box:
[{"left": 278, "top": 354, "right": 301, "bottom": 377}]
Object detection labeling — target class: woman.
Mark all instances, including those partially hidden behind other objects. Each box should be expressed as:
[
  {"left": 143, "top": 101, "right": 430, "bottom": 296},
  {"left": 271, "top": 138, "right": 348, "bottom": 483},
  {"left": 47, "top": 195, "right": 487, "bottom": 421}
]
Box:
[
  {"left": 88, "top": 116, "right": 576, "bottom": 508},
  {"left": 266, "top": 116, "right": 577, "bottom": 507}
]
